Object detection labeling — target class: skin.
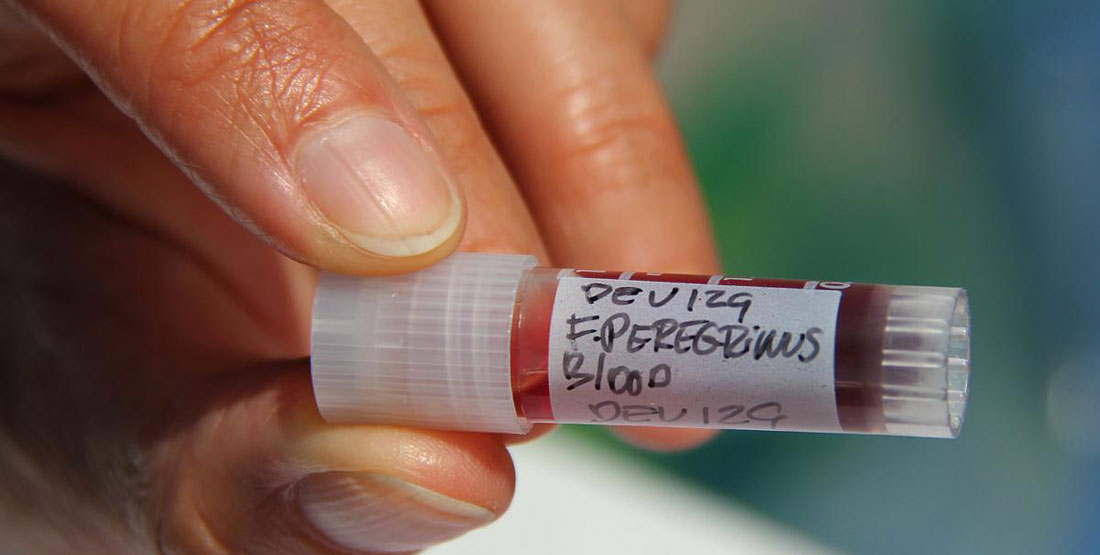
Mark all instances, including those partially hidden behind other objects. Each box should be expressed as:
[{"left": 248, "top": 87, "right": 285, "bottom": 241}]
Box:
[{"left": 0, "top": 0, "right": 719, "bottom": 552}]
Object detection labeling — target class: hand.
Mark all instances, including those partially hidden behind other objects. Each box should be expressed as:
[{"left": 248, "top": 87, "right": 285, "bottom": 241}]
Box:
[{"left": 0, "top": 0, "right": 719, "bottom": 552}]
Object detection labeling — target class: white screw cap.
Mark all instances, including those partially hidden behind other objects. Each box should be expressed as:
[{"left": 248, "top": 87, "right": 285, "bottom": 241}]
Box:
[{"left": 311, "top": 253, "right": 536, "bottom": 433}]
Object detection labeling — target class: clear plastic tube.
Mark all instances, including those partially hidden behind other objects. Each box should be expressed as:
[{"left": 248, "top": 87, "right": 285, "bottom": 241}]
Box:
[{"left": 311, "top": 253, "right": 970, "bottom": 438}]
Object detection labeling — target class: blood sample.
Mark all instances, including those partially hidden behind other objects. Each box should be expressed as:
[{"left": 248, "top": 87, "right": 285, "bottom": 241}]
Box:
[{"left": 311, "top": 253, "right": 970, "bottom": 438}]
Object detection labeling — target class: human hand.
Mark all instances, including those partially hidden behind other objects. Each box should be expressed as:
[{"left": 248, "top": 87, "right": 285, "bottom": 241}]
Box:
[{"left": 0, "top": 0, "right": 718, "bottom": 552}]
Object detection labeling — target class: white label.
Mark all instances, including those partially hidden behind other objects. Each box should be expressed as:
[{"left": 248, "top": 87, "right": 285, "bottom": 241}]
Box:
[{"left": 547, "top": 277, "right": 842, "bottom": 431}]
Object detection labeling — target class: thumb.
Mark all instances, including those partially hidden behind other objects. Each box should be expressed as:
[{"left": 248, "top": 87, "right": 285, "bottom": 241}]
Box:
[
  {"left": 155, "top": 369, "right": 515, "bottom": 554},
  {"left": 14, "top": 0, "right": 464, "bottom": 273}
]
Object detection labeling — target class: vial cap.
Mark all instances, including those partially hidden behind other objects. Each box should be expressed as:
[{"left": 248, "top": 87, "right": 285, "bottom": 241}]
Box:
[
  {"left": 311, "top": 253, "right": 536, "bottom": 434},
  {"left": 882, "top": 286, "right": 971, "bottom": 437}
]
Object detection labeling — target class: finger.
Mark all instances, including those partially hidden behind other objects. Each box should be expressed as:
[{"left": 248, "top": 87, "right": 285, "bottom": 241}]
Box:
[
  {"left": 318, "top": 0, "right": 547, "bottom": 260},
  {"left": 427, "top": 0, "right": 718, "bottom": 451},
  {"left": 617, "top": 0, "right": 674, "bottom": 57},
  {"left": 15, "top": 0, "right": 464, "bottom": 274},
  {"left": 425, "top": 0, "right": 718, "bottom": 274},
  {"left": 153, "top": 366, "right": 514, "bottom": 554},
  {"left": 612, "top": 427, "right": 717, "bottom": 452}
]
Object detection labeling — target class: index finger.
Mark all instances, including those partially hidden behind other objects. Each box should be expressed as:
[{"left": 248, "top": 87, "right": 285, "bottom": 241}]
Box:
[{"left": 425, "top": 0, "right": 719, "bottom": 449}]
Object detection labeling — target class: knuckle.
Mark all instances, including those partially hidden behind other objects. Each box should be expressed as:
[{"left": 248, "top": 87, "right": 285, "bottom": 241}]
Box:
[
  {"left": 547, "top": 81, "right": 678, "bottom": 196},
  {"left": 559, "top": 90, "right": 670, "bottom": 162}
]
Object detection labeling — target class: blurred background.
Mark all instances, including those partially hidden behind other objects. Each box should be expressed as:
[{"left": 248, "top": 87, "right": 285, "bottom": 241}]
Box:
[{"left": 443, "top": 2, "right": 1100, "bottom": 554}]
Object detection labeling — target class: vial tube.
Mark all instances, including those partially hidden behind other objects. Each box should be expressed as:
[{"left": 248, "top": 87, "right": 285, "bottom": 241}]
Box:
[{"left": 311, "top": 253, "right": 970, "bottom": 438}]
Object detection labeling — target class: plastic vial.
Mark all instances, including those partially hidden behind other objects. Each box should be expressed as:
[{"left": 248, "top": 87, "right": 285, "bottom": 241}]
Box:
[{"left": 311, "top": 253, "right": 970, "bottom": 438}]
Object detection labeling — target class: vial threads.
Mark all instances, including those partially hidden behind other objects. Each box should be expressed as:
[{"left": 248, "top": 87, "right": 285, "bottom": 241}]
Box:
[{"left": 312, "top": 253, "right": 536, "bottom": 433}]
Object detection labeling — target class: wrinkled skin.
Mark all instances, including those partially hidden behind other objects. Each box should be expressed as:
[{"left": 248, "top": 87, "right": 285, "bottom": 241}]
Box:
[{"left": 0, "top": 1, "right": 719, "bottom": 552}]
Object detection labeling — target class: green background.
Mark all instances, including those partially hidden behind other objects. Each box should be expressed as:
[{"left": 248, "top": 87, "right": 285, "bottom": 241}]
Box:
[{"left": 568, "top": 3, "right": 1100, "bottom": 554}]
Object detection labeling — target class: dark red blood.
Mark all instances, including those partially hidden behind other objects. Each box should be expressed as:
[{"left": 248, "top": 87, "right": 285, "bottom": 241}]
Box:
[{"left": 510, "top": 268, "right": 888, "bottom": 432}]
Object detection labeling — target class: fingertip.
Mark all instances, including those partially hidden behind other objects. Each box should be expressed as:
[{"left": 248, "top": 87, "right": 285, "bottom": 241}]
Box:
[
  {"left": 284, "top": 421, "right": 515, "bottom": 516},
  {"left": 302, "top": 210, "right": 467, "bottom": 276},
  {"left": 292, "top": 470, "right": 497, "bottom": 554},
  {"left": 612, "top": 427, "right": 718, "bottom": 452},
  {"left": 282, "top": 426, "right": 513, "bottom": 552}
]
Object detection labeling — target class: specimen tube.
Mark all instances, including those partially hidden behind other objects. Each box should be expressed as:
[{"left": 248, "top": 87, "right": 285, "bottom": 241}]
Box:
[{"left": 311, "top": 253, "right": 970, "bottom": 438}]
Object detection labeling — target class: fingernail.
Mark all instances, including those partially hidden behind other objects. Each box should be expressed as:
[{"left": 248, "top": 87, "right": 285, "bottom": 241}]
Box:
[
  {"left": 294, "top": 115, "right": 462, "bottom": 257},
  {"left": 294, "top": 471, "right": 495, "bottom": 553}
]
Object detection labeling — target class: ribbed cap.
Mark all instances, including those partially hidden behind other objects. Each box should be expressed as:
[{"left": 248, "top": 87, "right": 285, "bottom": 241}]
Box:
[
  {"left": 311, "top": 253, "right": 537, "bottom": 433},
  {"left": 881, "top": 286, "right": 970, "bottom": 438}
]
